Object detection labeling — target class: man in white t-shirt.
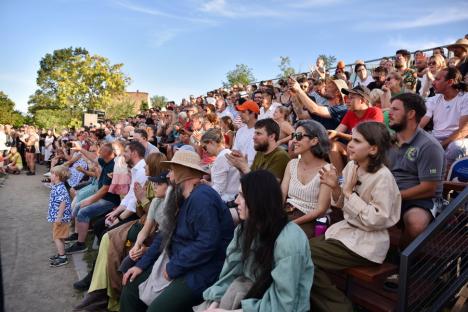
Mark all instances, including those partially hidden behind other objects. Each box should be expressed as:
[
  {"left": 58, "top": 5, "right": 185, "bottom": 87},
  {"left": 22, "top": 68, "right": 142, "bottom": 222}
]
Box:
[
  {"left": 353, "top": 63, "right": 374, "bottom": 87},
  {"left": 258, "top": 89, "right": 281, "bottom": 120},
  {"left": 232, "top": 100, "right": 259, "bottom": 166},
  {"left": 419, "top": 67, "right": 468, "bottom": 166}
]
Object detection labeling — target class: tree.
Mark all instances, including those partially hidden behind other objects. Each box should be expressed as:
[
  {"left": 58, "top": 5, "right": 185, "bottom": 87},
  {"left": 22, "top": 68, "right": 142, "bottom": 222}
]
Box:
[
  {"left": 105, "top": 96, "right": 137, "bottom": 123},
  {"left": 150, "top": 95, "right": 168, "bottom": 109},
  {"left": 317, "top": 54, "right": 337, "bottom": 69},
  {"left": 277, "top": 56, "right": 296, "bottom": 78},
  {"left": 33, "top": 109, "right": 81, "bottom": 129},
  {"left": 224, "top": 64, "right": 255, "bottom": 87},
  {"left": 140, "top": 100, "right": 149, "bottom": 111},
  {"left": 28, "top": 47, "right": 130, "bottom": 124},
  {"left": 0, "top": 91, "right": 26, "bottom": 127}
]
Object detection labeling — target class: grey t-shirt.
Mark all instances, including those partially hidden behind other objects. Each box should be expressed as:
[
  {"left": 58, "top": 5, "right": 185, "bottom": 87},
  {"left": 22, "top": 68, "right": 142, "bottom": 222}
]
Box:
[
  {"left": 145, "top": 142, "right": 160, "bottom": 157},
  {"left": 147, "top": 197, "right": 164, "bottom": 223},
  {"left": 388, "top": 128, "right": 444, "bottom": 198}
]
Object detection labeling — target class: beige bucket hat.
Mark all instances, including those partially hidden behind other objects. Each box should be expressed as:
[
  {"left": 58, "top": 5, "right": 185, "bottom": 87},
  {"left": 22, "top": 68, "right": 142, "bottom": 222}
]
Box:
[{"left": 161, "top": 150, "right": 207, "bottom": 174}]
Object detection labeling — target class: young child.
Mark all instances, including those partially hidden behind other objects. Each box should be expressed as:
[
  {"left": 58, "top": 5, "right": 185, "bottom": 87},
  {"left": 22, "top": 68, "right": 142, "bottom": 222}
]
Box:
[
  {"left": 48, "top": 165, "right": 72, "bottom": 267},
  {"left": 310, "top": 121, "right": 402, "bottom": 311},
  {"left": 108, "top": 140, "right": 130, "bottom": 195}
]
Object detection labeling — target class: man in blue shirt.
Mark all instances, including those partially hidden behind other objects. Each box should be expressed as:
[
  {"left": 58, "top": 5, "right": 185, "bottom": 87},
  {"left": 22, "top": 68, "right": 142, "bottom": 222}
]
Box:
[{"left": 120, "top": 150, "right": 234, "bottom": 312}]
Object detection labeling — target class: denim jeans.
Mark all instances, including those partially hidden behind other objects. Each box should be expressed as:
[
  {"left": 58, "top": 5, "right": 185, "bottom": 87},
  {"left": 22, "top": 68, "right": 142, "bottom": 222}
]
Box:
[{"left": 76, "top": 198, "right": 116, "bottom": 223}]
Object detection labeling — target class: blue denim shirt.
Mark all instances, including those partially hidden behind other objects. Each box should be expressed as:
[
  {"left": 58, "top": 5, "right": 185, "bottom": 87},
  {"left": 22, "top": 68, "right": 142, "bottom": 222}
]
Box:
[{"left": 136, "top": 184, "right": 234, "bottom": 297}]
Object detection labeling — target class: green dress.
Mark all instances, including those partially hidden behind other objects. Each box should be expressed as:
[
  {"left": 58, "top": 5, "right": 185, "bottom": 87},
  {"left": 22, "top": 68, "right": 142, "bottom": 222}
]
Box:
[{"left": 203, "top": 222, "right": 314, "bottom": 312}]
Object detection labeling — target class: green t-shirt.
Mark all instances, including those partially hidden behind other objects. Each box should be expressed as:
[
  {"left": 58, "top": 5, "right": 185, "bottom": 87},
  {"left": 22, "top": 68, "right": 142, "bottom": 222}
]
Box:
[{"left": 251, "top": 147, "right": 290, "bottom": 181}]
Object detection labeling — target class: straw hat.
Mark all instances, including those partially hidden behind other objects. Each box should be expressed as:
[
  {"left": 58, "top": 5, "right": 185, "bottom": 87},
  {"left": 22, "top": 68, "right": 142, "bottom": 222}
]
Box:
[
  {"left": 161, "top": 150, "right": 207, "bottom": 174},
  {"left": 447, "top": 38, "right": 468, "bottom": 52}
]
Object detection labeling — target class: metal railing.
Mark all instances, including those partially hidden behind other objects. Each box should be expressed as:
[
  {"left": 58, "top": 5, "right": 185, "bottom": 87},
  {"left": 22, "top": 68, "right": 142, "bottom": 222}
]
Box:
[{"left": 398, "top": 187, "right": 468, "bottom": 312}]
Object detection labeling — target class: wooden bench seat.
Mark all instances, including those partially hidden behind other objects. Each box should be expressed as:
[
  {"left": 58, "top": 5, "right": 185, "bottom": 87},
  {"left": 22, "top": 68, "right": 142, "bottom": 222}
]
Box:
[{"left": 345, "top": 262, "right": 398, "bottom": 283}]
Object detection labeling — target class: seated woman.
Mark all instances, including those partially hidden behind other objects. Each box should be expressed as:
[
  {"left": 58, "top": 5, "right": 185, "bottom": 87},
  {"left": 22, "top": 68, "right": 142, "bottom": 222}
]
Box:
[
  {"left": 4, "top": 146, "right": 23, "bottom": 174},
  {"left": 119, "top": 150, "right": 234, "bottom": 312},
  {"left": 311, "top": 121, "right": 401, "bottom": 311},
  {"left": 201, "top": 128, "right": 240, "bottom": 204},
  {"left": 73, "top": 152, "right": 167, "bottom": 311},
  {"left": 196, "top": 170, "right": 313, "bottom": 312},
  {"left": 281, "top": 120, "right": 332, "bottom": 238}
]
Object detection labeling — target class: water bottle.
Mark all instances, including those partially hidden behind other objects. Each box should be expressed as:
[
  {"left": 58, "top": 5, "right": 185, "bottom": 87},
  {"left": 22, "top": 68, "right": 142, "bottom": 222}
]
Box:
[{"left": 315, "top": 217, "right": 328, "bottom": 236}]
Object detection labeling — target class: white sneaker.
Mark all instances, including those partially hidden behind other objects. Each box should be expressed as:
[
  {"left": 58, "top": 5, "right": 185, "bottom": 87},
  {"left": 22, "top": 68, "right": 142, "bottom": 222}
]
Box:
[
  {"left": 43, "top": 182, "right": 51, "bottom": 188},
  {"left": 43, "top": 172, "right": 51, "bottom": 177}
]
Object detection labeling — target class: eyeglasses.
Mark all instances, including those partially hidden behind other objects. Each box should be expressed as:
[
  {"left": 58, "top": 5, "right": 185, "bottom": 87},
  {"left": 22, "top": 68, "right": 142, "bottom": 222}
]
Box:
[{"left": 291, "top": 132, "right": 312, "bottom": 141}]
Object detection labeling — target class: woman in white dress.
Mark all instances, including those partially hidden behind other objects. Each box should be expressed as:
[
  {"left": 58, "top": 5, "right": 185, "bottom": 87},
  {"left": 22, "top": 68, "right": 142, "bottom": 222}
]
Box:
[{"left": 44, "top": 129, "right": 55, "bottom": 163}]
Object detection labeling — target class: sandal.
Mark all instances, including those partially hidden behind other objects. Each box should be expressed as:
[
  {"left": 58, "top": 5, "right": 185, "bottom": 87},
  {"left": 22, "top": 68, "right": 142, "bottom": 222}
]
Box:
[{"left": 383, "top": 273, "right": 399, "bottom": 292}]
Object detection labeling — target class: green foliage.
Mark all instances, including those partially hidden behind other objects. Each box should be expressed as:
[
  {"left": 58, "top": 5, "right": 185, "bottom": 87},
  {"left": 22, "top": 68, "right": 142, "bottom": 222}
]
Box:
[
  {"left": 317, "top": 54, "right": 337, "bottom": 69},
  {"left": 28, "top": 47, "right": 131, "bottom": 126},
  {"left": 104, "top": 96, "right": 137, "bottom": 123},
  {"left": 150, "top": 95, "right": 168, "bottom": 109},
  {"left": 33, "top": 109, "right": 81, "bottom": 129},
  {"left": 0, "top": 91, "right": 26, "bottom": 127},
  {"left": 277, "top": 56, "right": 296, "bottom": 78},
  {"left": 224, "top": 64, "right": 255, "bottom": 87},
  {"left": 140, "top": 100, "right": 149, "bottom": 111}
]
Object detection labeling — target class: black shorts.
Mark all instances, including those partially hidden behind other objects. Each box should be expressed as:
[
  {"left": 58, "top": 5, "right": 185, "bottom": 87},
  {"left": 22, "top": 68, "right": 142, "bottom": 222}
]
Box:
[{"left": 401, "top": 199, "right": 434, "bottom": 217}]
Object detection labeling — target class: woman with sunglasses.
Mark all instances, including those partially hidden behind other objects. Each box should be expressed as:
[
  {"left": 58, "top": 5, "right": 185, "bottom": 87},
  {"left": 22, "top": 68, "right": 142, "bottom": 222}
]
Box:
[
  {"left": 381, "top": 72, "right": 405, "bottom": 109},
  {"left": 419, "top": 54, "right": 447, "bottom": 98},
  {"left": 280, "top": 120, "right": 332, "bottom": 238}
]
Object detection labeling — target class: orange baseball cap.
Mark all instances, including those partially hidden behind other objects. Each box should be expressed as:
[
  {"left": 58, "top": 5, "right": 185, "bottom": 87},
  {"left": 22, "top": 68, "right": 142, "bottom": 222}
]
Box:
[{"left": 236, "top": 100, "right": 260, "bottom": 114}]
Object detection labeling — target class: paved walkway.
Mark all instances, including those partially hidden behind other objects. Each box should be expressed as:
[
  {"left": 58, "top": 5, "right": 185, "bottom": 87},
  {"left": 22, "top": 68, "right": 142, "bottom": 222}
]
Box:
[{"left": 0, "top": 165, "right": 82, "bottom": 312}]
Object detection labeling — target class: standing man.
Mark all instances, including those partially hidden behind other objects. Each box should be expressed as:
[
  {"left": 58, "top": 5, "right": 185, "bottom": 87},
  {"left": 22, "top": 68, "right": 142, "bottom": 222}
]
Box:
[{"left": 232, "top": 100, "right": 259, "bottom": 166}]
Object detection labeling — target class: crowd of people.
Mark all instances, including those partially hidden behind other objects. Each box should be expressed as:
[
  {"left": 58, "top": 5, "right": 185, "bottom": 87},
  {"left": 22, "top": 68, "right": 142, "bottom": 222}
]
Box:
[{"left": 0, "top": 37, "right": 467, "bottom": 312}]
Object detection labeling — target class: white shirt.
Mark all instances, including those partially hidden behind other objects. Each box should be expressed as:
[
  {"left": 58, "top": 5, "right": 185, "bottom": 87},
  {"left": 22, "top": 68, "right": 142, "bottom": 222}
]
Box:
[
  {"left": 232, "top": 125, "right": 256, "bottom": 166},
  {"left": 120, "top": 159, "right": 147, "bottom": 212},
  {"left": 259, "top": 102, "right": 281, "bottom": 120},
  {"left": 353, "top": 75, "right": 374, "bottom": 87},
  {"left": 210, "top": 149, "right": 241, "bottom": 202},
  {"left": 425, "top": 92, "right": 468, "bottom": 140},
  {"left": 0, "top": 131, "right": 6, "bottom": 151},
  {"left": 217, "top": 108, "right": 234, "bottom": 119}
]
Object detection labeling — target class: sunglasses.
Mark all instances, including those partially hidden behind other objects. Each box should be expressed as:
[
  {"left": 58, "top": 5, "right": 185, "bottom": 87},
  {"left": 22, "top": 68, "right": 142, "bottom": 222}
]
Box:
[
  {"left": 291, "top": 132, "right": 312, "bottom": 141},
  {"left": 428, "top": 61, "right": 437, "bottom": 66}
]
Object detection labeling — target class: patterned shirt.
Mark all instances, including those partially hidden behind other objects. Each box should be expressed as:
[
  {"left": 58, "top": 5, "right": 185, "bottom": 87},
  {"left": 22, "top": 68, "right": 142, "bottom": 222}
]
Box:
[
  {"left": 401, "top": 68, "right": 417, "bottom": 92},
  {"left": 67, "top": 154, "right": 88, "bottom": 188},
  {"left": 47, "top": 182, "right": 72, "bottom": 223}
]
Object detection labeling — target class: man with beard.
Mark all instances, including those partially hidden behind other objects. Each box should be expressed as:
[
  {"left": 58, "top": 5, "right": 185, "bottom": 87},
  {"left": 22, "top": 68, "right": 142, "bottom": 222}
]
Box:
[
  {"left": 289, "top": 77, "right": 348, "bottom": 130},
  {"left": 226, "top": 118, "right": 290, "bottom": 181},
  {"left": 418, "top": 67, "right": 468, "bottom": 168},
  {"left": 388, "top": 93, "right": 444, "bottom": 249},
  {"left": 395, "top": 49, "right": 417, "bottom": 92},
  {"left": 447, "top": 38, "right": 468, "bottom": 76},
  {"left": 119, "top": 150, "right": 234, "bottom": 311},
  {"left": 367, "top": 66, "right": 388, "bottom": 90}
]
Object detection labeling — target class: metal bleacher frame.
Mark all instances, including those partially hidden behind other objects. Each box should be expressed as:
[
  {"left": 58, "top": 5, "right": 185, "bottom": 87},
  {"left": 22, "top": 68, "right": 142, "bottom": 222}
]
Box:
[{"left": 398, "top": 187, "right": 468, "bottom": 312}]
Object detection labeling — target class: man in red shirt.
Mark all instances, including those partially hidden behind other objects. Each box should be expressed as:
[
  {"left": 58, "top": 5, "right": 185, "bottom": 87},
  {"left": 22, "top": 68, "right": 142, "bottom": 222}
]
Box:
[{"left": 328, "top": 85, "right": 384, "bottom": 174}]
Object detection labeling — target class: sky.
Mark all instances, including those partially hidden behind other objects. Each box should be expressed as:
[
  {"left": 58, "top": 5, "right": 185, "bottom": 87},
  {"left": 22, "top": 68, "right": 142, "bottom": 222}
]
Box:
[{"left": 1, "top": 0, "right": 467, "bottom": 113}]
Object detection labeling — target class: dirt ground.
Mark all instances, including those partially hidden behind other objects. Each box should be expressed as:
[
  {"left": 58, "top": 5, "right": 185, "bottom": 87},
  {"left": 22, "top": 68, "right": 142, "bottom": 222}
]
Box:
[{"left": 0, "top": 165, "right": 82, "bottom": 312}]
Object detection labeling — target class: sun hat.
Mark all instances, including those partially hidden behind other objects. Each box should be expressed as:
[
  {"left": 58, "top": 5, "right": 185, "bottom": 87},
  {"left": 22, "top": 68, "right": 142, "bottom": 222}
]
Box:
[
  {"left": 447, "top": 38, "right": 468, "bottom": 51},
  {"left": 161, "top": 150, "right": 207, "bottom": 174}
]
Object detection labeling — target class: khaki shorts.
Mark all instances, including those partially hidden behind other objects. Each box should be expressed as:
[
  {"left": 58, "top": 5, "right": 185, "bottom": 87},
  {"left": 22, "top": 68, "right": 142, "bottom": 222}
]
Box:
[{"left": 52, "top": 222, "right": 69, "bottom": 240}]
